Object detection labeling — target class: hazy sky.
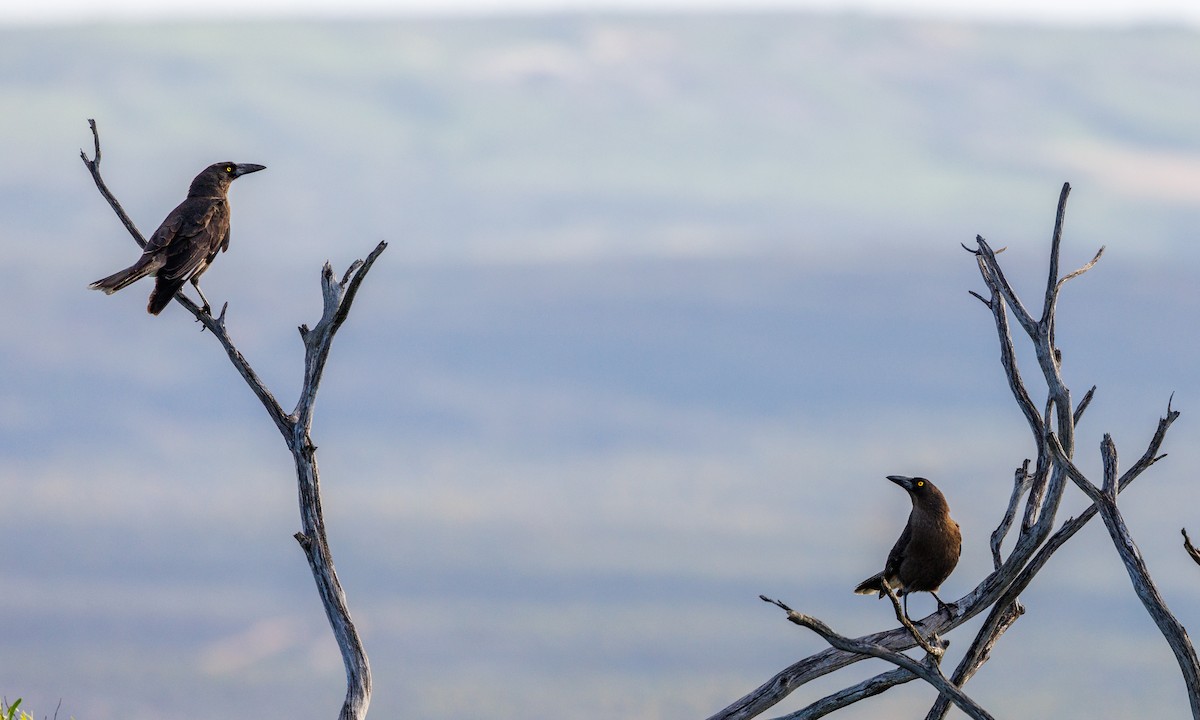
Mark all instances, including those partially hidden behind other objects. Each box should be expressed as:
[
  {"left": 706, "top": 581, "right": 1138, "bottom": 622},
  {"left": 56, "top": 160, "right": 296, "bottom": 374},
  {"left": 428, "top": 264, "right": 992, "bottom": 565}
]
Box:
[{"left": 6, "top": 0, "right": 1200, "bottom": 24}]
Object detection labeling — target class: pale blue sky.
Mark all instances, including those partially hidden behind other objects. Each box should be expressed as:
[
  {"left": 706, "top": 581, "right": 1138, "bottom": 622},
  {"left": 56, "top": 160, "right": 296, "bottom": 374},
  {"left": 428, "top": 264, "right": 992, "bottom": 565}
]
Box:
[{"left": 7, "top": 0, "right": 1200, "bottom": 24}]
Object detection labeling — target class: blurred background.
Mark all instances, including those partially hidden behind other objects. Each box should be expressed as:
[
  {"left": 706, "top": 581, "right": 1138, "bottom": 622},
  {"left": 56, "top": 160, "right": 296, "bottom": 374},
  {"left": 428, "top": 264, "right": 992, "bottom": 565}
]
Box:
[{"left": 3, "top": 1, "right": 1200, "bottom": 718}]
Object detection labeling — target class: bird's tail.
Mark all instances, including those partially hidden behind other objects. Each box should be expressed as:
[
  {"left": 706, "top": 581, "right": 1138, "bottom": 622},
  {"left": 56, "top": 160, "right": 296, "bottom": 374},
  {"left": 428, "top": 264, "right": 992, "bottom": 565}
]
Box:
[
  {"left": 147, "top": 275, "right": 186, "bottom": 315},
  {"left": 854, "top": 573, "right": 885, "bottom": 596},
  {"left": 89, "top": 255, "right": 165, "bottom": 295}
]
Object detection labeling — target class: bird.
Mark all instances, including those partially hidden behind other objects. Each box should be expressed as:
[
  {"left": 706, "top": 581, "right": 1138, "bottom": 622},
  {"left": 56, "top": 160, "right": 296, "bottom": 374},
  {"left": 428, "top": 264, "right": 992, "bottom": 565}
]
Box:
[
  {"left": 89, "top": 161, "right": 266, "bottom": 315},
  {"left": 854, "top": 475, "right": 962, "bottom": 619}
]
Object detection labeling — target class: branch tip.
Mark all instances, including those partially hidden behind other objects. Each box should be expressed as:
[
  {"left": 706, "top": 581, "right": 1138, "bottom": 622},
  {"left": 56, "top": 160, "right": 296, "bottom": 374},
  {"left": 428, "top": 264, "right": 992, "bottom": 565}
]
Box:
[{"left": 968, "top": 289, "right": 991, "bottom": 308}]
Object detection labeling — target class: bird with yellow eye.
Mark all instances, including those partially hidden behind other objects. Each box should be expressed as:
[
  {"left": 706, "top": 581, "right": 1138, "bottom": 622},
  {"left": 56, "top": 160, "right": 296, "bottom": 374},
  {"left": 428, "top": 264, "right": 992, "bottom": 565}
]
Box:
[
  {"left": 90, "top": 160, "right": 266, "bottom": 315},
  {"left": 854, "top": 475, "right": 962, "bottom": 620}
]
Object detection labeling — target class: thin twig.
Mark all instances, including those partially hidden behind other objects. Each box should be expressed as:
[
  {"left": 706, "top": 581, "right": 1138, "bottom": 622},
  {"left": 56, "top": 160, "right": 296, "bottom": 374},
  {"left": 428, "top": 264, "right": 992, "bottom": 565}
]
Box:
[
  {"left": 990, "top": 460, "right": 1032, "bottom": 569},
  {"left": 1183, "top": 529, "right": 1200, "bottom": 567},
  {"left": 881, "top": 579, "right": 943, "bottom": 657},
  {"left": 1056, "top": 246, "right": 1105, "bottom": 291},
  {"left": 1073, "top": 385, "right": 1096, "bottom": 426},
  {"left": 81, "top": 119, "right": 147, "bottom": 250}
]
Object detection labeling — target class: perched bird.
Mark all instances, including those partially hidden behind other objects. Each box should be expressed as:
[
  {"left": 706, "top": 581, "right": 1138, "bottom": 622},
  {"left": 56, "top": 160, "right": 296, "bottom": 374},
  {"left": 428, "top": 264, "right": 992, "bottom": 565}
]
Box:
[
  {"left": 855, "top": 475, "right": 961, "bottom": 618},
  {"left": 90, "top": 161, "right": 266, "bottom": 315}
]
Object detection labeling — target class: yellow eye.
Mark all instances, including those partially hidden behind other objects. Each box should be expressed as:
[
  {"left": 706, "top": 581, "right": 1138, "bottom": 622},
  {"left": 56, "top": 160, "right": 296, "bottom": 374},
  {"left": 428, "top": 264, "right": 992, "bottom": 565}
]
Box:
[
  {"left": 225, "top": 166, "right": 233, "bottom": 173},
  {"left": 916, "top": 480, "right": 925, "bottom": 487}
]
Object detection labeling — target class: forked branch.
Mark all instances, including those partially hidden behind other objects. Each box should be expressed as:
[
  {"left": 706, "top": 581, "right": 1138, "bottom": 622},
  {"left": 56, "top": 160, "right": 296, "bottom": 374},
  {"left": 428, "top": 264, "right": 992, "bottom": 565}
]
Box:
[
  {"left": 83, "top": 119, "right": 382, "bottom": 720},
  {"left": 709, "top": 185, "right": 1186, "bottom": 720},
  {"left": 759, "top": 597, "right": 991, "bottom": 720}
]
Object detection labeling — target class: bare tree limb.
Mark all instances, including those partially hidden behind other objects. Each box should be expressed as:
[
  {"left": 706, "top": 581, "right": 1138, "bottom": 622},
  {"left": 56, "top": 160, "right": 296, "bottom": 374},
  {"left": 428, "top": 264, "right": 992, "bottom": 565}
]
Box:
[
  {"left": 80, "top": 119, "right": 146, "bottom": 250},
  {"left": 759, "top": 597, "right": 992, "bottom": 720},
  {"left": 972, "top": 235, "right": 1038, "bottom": 338},
  {"left": 924, "top": 599, "right": 1024, "bottom": 720},
  {"left": 708, "top": 186, "right": 1178, "bottom": 720},
  {"left": 881, "top": 580, "right": 943, "bottom": 657},
  {"left": 1073, "top": 385, "right": 1096, "bottom": 427},
  {"left": 708, "top": 189, "right": 1095, "bottom": 720},
  {"left": 990, "top": 460, "right": 1032, "bottom": 569},
  {"left": 83, "top": 119, "right": 379, "bottom": 720},
  {"left": 1056, "top": 246, "right": 1105, "bottom": 292},
  {"left": 772, "top": 667, "right": 918, "bottom": 720},
  {"left": 976, "top": 271, "right": 1043, "bottom": 445},
  {"left": 1040, "top": 181, "right": 1072, "bottom": 330},
  {"left": 1046, "top": 425, "right": 1199, "bottom": 717},
  {"left": 1183, "top": 529, "right": 1200, "bottom": 567},
  {"left": 927, "top": 409, "right": 1177, "bottom": 720}
]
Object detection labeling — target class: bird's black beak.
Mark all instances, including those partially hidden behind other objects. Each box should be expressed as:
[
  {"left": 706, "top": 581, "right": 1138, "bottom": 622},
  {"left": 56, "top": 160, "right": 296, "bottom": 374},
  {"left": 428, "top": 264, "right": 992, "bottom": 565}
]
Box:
[
  {"left": 233, "top": 163, "right": 266, "bottom": 178},
  {"left": 887, "top": 475, "right": 916, "bottom": 491}
]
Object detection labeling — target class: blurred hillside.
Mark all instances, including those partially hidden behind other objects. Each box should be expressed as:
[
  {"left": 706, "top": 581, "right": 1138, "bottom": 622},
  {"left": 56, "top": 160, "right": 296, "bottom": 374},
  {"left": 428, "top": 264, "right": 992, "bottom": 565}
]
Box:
[{"left": 3, "top": 13, "right": 1200, "bottom": 720}]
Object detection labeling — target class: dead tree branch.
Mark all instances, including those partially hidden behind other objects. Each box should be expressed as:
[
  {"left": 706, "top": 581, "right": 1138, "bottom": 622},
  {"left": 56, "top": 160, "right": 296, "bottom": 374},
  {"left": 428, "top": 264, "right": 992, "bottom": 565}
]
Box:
[
  {"left": 759, "top": 597, "right": 992, "bottom": 720},
  {"left": 1046, "top": 425, "right": 1199, "bottom": 715},
  {"left": 774, "top": 667, "right": 918, "bottom": 720},
  {"left": 1183, "top": 529, "right": 1200, "bottom": 567},
  {"left": 709, "top": 183, "right": 1189, "bottom": 720},
  {"left": 82, "top": 119, "right": 381, "bottom": 720}
]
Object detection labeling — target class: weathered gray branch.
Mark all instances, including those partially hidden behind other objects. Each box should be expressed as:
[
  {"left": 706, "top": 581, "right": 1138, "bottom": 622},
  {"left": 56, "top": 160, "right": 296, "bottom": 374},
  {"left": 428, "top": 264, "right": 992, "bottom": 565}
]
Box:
[
  {"left": 772, "top": 667, "right": 918, "bottom": 720},
  {"left": 708, "top": 184, "right": 1166, "bottom": 720},
  {"left": 1183, "top": 529, "right": 1200, "bottom": 567},
  {"left": 759, "top": 597, "right": 992, "bottom": 720},
  {"left": 990, "top": 460, "right": 1031, "bottom": 570},
  {"left": 1047, "top": 426, "right": 1199, "bottom": 717},
  {"left": 924, "top": 598, "right": 1024, "bottom": 720},
  {"left": 83, "top": 119, "right": 379, "bottom": 720}
]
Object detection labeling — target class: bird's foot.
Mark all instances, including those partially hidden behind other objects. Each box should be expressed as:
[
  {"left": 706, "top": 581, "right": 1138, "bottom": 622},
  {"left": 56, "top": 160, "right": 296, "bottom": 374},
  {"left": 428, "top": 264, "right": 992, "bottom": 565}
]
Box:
[{"left": 936, "top": 600, "right": 958, "bottom": 616}]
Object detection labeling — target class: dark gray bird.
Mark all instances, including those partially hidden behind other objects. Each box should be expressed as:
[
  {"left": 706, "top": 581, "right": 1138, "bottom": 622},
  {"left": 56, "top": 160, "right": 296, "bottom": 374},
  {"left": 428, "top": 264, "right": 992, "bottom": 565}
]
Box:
[
  {"left": 89, "top": 161, "right": 266, "bottom": 315},
  {"left": 854, "top": 475, "right": 961, "bottom": 618}
]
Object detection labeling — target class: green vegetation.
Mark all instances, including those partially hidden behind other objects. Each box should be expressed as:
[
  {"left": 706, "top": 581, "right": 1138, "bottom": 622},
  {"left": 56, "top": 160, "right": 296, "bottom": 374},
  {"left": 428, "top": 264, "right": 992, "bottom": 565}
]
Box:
[{"left": 2, "top": 699, "right": 31, "bottom": 720}]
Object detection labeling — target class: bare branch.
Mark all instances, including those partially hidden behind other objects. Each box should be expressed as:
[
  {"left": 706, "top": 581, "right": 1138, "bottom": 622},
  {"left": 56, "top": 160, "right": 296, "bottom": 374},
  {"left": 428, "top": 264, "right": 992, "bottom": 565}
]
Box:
[
  {"left": 293, "top": 241, "right": 389, "bottom": 431},
  {"left": 759, "top": 597, "right": 992, "bottom": 720},
  {"left": 990, "top": 460, "right": 1032, "bottom": 569},
  {"left": 973, "top": 235, "right": 1038, "bottom": 339},
  {"left": 1183, "top": 529, "right": 1200, "bottom": 567},
  {"left": 924, "top": 599, "right": 1024, "bottom": 720},
  {"left": 712, "top": 188, "right": 1186, "bottom": 720},
  {"left": 1040, "top": 181, "right": 1072, "bottom": 328},
  {"left": 1056, "top": 246, "right": 1105, "bottom": 292},
  {"left": 881, "top": 579, "right": 943, "bottom": 657},
  {"left": 975, "top": 276, "right": 1043, "bottom": 443},
  {"left": 1047, "top": 431, "right": 1200, "bottom": 716},
  {"left": 967, "top": 289, "right": 991, "bottom": 308},
  {"left": 81, "top": 118, "right": 147, "bottom": 250},
  {"left": 1073, "top": 385, "right": 1096, "bottom": 426},
  {"left": 83, "top": 122, "right": 379, "bottom": 720},
  {"left": 774, "top": 667, "right": 917, "bottom": 720},
  {"left": 937, "top": 409, "right": 1178, "bottom": 720}
]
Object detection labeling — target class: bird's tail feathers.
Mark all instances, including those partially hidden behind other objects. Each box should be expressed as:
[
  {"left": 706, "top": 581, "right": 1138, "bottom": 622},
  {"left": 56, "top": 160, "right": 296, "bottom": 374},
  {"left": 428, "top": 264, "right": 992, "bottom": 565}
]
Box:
[
  {"left": 854, "top": 573, "right": 885, "bottom": 596},
  {"left": 89, "top": 255, "right": 165, "bottom": 294},
  {"left": 147, "top": 276, "right": 185, "bottom": 315}
]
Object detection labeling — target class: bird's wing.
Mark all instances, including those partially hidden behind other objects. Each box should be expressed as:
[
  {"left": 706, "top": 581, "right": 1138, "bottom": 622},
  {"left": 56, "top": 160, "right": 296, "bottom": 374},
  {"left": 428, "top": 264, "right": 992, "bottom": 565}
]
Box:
[
  {"left": 883, "top": 522, "right": 912, "bottom": 579},
  {"left": 157, "top": 199, "right": 230, "bottom": 281}
]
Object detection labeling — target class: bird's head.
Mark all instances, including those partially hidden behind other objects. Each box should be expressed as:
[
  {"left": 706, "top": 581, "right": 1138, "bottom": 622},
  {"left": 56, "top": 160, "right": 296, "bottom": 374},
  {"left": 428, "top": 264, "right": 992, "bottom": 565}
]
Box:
[
  {"left": 888, "top": 475, "right": 950, "bottom": 510},
  {"left": 190, "top": 162, "right": 267, "bottom": 195},
  {"left": 214, "top": 162, "right": 267, "bottom": 180}
]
